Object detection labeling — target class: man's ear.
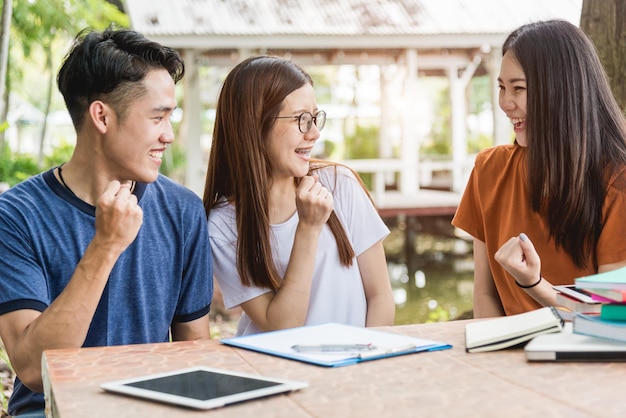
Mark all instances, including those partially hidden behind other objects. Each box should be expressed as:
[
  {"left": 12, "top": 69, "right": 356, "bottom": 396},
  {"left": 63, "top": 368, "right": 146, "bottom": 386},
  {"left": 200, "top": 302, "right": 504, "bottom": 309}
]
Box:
[{"left": 88, "top": 100, "right": 113, "bottom": 134}]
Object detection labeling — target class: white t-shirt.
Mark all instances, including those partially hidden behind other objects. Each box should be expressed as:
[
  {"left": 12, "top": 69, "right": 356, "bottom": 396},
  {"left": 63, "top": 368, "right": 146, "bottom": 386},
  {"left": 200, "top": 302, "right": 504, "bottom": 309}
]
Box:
[{"left": 208, "top": 165, "right": 390, "bottom": 335}]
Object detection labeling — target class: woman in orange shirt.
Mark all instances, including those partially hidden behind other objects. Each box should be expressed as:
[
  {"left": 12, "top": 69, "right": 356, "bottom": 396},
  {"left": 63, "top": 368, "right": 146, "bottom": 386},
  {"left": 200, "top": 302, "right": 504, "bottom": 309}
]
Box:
[{"left": 452, "top": 20, "right": 626, "bottom": 317}]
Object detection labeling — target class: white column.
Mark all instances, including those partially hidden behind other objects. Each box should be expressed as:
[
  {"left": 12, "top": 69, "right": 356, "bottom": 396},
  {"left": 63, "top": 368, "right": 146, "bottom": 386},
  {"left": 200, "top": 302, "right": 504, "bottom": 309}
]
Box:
[
  {"left": 379, "top": 65, "right": 395, "bottom": 188},
  {"left": 490, "top": 48, "right": 512, "bottom": 145},
  {"left": 449, "top": 64, "right": 465, "bottom": 193},
  {"left": 181, "top": 49, "right": 204, "bottom": 197},
  {"left": 400, "top": 49, "right": 419, "bottom": 194},
  {"left": 379, "top": 65, "right": 394, "bottom": 159},
  {"left": 450, "top": 55, "right": 481, "bottom": 192}
]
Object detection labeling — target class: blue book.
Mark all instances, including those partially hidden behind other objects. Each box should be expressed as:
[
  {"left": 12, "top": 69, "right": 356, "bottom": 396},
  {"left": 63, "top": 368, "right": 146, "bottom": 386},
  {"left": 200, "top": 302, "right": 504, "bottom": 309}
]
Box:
[
  {"left": 573, "top": 312, "right": 626, "bottom": 343},
  {"left": 575, "top": 266, "right": 626, "bottom": 290},
  {"left": 221, "top": 323, "right": 452, "bottom": 367}
]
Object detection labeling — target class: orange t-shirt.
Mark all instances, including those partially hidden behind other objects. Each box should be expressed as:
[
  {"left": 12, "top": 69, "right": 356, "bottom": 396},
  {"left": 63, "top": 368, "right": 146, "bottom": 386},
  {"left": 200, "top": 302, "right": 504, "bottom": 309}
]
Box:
[{"left": 452, "top": 144, "right": 626, "bottom": 315}]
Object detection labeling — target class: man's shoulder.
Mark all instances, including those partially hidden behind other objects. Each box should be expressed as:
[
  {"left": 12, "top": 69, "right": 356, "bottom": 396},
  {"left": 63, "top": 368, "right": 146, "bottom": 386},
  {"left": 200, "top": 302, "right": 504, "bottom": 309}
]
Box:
[
  {"left": 142, "top": 176, "right": 206, "bottom": 223},
  {"left": 153, "top": 174, "right": 192, "bottom": 190},
  {"left": 148, "top": 175, "right": 202, "bottom": 201},
  {"left": 0, "top": 172, "right": 45, "bottom": 193},
  {"left": 0, "top": 173, "right": 48, "bottom": 209}
]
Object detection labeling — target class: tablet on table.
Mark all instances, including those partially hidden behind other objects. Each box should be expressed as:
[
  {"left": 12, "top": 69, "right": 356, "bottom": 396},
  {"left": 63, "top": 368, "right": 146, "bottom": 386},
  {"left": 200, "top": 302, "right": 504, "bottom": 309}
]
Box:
[{"left": 100, "top": 366, "right": 308, "bottom": 410}]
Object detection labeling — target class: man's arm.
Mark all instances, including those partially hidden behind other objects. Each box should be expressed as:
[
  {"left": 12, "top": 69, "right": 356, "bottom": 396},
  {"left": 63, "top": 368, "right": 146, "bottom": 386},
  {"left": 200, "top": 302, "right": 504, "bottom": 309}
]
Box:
[
  {"left": 0, "top": 182, "right": 142, "bottom": 392},
  {"left": 171, "top": 314, "right": 211, "bottom": 341}
]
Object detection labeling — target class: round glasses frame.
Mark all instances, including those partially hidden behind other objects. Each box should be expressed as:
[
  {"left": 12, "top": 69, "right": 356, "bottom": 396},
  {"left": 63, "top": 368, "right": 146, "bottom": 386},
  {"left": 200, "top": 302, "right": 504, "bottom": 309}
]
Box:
[{"left": 274, "top": 110, "right": 326, "bottom": 134}]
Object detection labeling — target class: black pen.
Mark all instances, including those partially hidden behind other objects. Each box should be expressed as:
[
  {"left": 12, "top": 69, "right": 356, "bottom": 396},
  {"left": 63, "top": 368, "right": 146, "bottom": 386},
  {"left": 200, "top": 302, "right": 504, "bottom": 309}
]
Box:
[{"left": 291, "top": 344, "right": 376, "bottom": 352}]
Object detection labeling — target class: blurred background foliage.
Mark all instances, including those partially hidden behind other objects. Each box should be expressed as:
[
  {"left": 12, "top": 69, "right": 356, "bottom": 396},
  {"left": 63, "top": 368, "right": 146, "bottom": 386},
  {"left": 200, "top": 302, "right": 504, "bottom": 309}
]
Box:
[{"left": 0, "top": 0, "right": 128, "bottom": 185}]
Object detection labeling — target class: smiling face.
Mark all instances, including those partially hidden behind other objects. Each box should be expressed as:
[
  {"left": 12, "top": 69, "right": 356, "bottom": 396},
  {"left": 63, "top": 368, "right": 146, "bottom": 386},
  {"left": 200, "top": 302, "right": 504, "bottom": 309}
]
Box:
[
  {"left": 103, "top": 69, "right": 177, "bottom": 183},
  {"left": 267, "top": 83, "right": 320, "bottom": 180},
  {"left": 498, "top": 51, "right": 528, "bottom": 146}
]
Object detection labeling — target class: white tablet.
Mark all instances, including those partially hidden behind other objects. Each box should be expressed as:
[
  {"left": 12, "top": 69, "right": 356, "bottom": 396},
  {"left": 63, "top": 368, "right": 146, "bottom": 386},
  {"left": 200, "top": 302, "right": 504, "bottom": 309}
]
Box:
[
  {"left": 100, "top": 366, "right": 308, "bottom": 410},
  {"left": 553, "top": 285, "right": 596, "bottom": 303}
]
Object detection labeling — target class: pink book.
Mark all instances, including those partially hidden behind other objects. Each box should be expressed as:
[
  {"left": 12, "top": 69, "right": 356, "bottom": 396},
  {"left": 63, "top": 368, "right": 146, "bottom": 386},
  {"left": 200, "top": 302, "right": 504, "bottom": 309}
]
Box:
[{"left": 582, "top": 288, "right": 626, "bottom": 303}]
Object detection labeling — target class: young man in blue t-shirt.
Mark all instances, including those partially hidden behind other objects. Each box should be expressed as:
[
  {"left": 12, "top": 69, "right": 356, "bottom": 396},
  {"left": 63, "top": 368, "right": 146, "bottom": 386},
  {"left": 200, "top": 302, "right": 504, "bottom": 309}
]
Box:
[{"left": 0, "top": 28, "right": 213, "bottom": 417}]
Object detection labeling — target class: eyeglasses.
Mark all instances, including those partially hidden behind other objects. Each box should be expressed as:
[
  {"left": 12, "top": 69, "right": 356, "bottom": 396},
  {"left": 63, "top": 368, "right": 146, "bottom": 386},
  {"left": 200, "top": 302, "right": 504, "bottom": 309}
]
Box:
[{"left": 274, "top": 110, "right": 326, "bottom": 134}]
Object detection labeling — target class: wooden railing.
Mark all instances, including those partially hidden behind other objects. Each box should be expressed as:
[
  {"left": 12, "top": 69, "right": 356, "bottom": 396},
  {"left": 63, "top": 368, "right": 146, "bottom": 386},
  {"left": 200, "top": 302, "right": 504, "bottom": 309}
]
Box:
[{"left": 341, "top": 157, "right": 474, "bottom": 201}]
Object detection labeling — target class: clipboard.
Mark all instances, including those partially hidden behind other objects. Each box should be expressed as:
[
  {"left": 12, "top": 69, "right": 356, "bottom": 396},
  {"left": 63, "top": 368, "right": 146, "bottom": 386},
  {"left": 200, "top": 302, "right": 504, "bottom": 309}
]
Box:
[{"left": 221, "top": 323, "right": 452, "bottom": 367}]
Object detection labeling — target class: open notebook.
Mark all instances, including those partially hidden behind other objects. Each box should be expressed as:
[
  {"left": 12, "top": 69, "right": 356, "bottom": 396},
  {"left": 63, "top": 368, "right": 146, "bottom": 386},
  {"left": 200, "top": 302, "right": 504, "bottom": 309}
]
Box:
[
  {"left": 465, "top": 307, "right": 564, "bottom": 353},
  {"left": 221, "top": 323, "right": 452, "bottom": 367}
]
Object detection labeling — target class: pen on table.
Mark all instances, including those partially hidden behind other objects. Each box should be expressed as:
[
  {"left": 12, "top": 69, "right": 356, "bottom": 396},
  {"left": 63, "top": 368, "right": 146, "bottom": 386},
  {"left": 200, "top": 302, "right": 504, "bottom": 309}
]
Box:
[{"left": 291, "top": 344, "right": 376, "bottom": 352}]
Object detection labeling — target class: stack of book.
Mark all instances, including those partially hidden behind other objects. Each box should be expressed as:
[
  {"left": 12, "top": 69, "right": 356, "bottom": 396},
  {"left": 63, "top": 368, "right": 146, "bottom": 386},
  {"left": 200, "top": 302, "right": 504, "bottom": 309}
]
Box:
[
  {"left": 570, "top": 267, "right": 626, "bottom": 342},
  {"left": 553, "top": 285, "right": 603, "bottom": 316}
]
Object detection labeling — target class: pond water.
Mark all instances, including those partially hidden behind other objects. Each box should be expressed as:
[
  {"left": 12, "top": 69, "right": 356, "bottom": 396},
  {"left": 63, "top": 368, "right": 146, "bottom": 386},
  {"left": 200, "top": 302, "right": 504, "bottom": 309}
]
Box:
[{"left": 382, "top": 215, "right": 475, "bottom": 325}]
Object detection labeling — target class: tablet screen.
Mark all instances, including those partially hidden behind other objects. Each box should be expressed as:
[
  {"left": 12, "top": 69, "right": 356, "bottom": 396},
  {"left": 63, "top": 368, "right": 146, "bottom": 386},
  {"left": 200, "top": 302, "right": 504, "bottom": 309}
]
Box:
[
  {"left": 553, "top": 285, "right": 596, "bottom": 303},
  {"left": 100, "top": 366, "right": 308, "bottom": 409}
]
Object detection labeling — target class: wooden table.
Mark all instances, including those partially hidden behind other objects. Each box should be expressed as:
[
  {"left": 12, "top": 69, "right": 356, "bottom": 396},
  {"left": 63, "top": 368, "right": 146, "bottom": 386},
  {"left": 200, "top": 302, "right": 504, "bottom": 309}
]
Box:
[{"left": 42, "top": 320, "right": 625, "bottom": 417}]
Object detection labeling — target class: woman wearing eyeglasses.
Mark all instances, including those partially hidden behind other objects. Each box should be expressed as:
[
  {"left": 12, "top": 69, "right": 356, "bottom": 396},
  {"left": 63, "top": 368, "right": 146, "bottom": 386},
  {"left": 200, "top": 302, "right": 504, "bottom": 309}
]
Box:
[{"left": 203, "top": 56, "right": 395, "bottom": 336}]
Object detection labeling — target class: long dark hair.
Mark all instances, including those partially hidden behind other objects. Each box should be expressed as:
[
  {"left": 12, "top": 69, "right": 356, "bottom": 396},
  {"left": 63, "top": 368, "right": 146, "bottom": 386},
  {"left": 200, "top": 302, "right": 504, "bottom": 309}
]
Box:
[
  {"left": 203, "top": 56, "right": 359, "bottom": 291},
  {"left": 503, "top": 20, "right": 626, "bottom": 269}
]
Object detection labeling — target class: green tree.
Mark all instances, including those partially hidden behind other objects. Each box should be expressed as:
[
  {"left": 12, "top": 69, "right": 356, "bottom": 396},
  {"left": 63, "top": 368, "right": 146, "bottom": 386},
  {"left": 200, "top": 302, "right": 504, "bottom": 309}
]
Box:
[
  {"left": 0, "top": 142, "right": 39, "bottom": 185},
  {"left": 423, "top": 82, "right": 451, "bottom": 156},
  {"left": 343, "top": 124, "right": 379, "bottom": 188},
  {"left": 1, "top": 0, "right": 128, "bottom": 158},
  {"left": 0, "top": 0, "right": 11, "bottom": 142}
]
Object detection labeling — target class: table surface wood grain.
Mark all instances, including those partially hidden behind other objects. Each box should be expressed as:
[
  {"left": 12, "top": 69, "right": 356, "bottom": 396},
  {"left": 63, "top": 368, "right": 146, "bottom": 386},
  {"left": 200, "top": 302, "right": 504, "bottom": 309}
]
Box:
[{"left": 42, "top": 319, "right": 625, "bottom": 417}]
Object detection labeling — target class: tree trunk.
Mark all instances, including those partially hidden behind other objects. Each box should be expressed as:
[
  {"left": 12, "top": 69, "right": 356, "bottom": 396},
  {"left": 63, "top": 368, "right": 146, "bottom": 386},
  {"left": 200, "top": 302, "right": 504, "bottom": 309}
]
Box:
[
  {"left": 38, "top": 46, "right": 53, "bottom": 167},
  {"left": 0, "top": 0, "right": 13, "bottom": 147},
  {"left": 580, "top": 0, "right": 626, "bottom": 111}
]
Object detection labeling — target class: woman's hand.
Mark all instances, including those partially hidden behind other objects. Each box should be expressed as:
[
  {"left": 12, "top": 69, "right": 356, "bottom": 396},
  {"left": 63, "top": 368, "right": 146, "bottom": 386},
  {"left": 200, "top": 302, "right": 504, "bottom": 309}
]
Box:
[
  {"left": 295, "top": 175, "right": 333, "bottom": 229},
  {"left": 495, "top": 233, "right": 542, "bottom": 287}
]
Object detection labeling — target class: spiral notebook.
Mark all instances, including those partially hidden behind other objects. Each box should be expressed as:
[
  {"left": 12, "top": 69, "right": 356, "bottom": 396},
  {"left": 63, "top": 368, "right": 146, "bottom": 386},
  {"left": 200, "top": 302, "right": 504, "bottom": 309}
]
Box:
[{"left": 465, "top": 307, "right": 564, "bottom": 353}]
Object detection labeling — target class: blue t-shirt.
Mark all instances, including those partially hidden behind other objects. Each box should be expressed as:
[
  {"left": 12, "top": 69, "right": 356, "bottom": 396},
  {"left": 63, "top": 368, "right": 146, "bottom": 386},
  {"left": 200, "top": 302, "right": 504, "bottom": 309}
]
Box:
[{"left": 0, "top": 169, "right": 213, "bottom": 415}]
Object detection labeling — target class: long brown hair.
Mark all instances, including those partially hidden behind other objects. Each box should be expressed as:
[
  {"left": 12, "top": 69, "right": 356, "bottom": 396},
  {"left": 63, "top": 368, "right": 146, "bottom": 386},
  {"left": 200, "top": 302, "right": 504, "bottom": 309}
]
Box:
[
  {"left": 203, "top": 56, "right": 364, "bottom": 291},
  {"left": 503, "top": 20, "right": 626, "bottom": 269}
]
